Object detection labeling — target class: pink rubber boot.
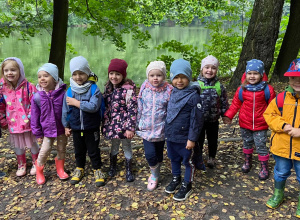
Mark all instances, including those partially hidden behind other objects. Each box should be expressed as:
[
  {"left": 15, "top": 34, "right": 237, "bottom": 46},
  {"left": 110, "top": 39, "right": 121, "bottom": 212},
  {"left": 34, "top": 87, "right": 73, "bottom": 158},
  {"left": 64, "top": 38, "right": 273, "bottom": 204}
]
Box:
[{"left": 16, "top": 154, "right": 26, "bottom": 177}]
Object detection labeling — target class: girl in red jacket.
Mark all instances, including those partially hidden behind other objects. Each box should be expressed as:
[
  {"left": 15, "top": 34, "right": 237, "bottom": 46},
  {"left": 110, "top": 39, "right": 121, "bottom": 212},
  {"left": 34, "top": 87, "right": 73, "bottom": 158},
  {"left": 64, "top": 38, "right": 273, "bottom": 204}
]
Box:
[{"left": 223, "top": 59, "right": 276, "bottom": 180}]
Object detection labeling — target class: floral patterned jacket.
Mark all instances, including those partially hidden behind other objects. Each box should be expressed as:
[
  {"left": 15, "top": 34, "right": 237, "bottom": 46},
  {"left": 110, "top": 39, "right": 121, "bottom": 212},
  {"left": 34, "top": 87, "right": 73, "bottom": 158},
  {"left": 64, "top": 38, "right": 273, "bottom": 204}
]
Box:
[
  {"left": 136, "top": 80, "right": 173, "bottom": 142},
  {"left": 102, "top": 81, "right": 138, "bottom": 139}
]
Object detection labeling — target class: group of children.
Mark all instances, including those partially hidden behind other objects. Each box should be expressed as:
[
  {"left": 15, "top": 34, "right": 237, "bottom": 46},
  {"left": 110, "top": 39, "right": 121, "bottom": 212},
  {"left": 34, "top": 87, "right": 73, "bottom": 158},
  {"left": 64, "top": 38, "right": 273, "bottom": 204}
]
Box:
[{"left": 0, "top": 55, "right": 300, "bottom": 215}]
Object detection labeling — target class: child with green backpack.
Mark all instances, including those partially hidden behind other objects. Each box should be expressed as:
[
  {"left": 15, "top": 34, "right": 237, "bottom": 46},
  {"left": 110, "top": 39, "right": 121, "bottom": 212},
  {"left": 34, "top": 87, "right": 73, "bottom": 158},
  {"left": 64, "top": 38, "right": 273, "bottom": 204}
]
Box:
[
  {"left": 194, "top": 55, "right": 229, "bottom": 169},
  {"left": 264, "top": 58, "right": 300, "bottom": 218}
]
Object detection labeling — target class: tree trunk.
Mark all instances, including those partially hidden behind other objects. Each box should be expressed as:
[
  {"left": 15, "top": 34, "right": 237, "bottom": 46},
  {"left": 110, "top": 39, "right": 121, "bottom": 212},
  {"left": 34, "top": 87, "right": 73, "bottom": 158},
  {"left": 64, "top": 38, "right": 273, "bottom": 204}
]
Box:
[
  {"left": 271, "top": 0, "right": 300, "bottom": 83},
  {"left": 48, "top": 0, "right": 69, "bottom": 80},
  {"left": 229, "top": 0, "right": 284, "bottom": 89}
]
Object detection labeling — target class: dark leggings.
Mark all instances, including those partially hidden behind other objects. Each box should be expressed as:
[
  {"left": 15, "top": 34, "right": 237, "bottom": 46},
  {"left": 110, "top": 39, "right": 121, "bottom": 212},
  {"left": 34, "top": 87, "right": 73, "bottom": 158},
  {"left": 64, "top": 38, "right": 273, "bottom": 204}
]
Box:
[{"left": 197, "top": 121, "right": 219, "bottom": 158}]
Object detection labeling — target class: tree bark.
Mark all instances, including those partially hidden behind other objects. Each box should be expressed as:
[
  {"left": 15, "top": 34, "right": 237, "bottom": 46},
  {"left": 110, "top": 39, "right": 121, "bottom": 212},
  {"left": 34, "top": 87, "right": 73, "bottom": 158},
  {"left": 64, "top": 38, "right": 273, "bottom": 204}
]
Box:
[
  {"left": 271, "top": 0, "right": 300, "bottom": 83},
  {"left": 48, "top": 0, "right": 69, "bottom": 80},
  {"left": 229, "top": 0, "right": 284, "bottom": 89}
]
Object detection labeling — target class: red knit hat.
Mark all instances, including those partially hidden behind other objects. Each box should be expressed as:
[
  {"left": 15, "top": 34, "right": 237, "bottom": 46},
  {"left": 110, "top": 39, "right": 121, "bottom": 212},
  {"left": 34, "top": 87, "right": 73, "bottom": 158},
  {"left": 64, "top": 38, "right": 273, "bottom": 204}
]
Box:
[{"left": 108, "top": 58, "right": 128, "bottom": 78}]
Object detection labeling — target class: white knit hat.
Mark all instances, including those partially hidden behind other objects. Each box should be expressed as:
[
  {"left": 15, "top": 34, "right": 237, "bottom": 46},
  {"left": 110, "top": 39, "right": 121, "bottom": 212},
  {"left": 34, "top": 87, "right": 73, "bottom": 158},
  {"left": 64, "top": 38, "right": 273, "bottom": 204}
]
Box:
[
  {"left": 70, "top": 56, "right": 92, "bottom": 76},
  {"left": 146, "top": 61, "right": 166, "bottom": 77},
  {"left": 201, "top": 55, "right": 219, "bottom": 70},
  {"left": 37, "top": 63, "right": 59, "bottom": 82}
]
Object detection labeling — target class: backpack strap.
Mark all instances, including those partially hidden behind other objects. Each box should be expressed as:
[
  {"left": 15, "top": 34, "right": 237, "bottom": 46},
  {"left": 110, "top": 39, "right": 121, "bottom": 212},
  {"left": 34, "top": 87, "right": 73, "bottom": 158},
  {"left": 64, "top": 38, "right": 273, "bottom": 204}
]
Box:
[
  {"left": 275, "top": 91, "right": 286, "bottom": 116},
  {"left": 214, "top": 81, "right": 221, "bottom": 96},
  {"left": 90, "top": 83, "right": 97, "bottom": 96},
  {"left": 126, "top": 90, "right": 133, "bottom": 105},
  {"left": 34, "top": 93, "right": 41, "bottom": 108},
  {"left": 238, "top": 86, "right": 244, "bottom": 102},
  {"left": 264, "top": 85, "right": 271, "bottom": 103},
  {"left": 198, "top": 80, "right": 221, "bottom": 96}
]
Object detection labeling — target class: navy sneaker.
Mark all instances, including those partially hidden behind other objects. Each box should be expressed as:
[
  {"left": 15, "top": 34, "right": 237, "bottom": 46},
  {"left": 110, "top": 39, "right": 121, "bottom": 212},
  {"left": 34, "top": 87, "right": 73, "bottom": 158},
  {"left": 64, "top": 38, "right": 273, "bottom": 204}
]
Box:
[
  {"left": 165, "top": 175, "right": 181, "bottom": 194},
  {"left": 173, "top": 181, "right": 192, "bottom": 201}
]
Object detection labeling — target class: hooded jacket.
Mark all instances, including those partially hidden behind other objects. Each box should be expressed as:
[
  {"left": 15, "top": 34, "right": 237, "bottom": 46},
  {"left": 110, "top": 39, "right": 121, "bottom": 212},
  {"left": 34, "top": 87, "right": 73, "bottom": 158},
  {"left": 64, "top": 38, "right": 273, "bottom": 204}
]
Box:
[
  {"left": 0, "top": 57, "right": 37, "bottom": 133},
  {"left": 264, "top": 87, "right": 300, "bottom": 160},
  {"left": 31, "top": 84, "right": 66, "bottom": 138}
]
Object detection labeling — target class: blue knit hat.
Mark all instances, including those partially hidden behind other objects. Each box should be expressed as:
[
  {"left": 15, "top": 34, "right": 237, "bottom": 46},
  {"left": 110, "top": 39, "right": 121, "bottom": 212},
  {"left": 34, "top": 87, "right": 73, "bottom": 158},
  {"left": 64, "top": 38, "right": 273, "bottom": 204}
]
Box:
[
  {"left": 246, "top": 59, "right": 265, "bottom": 76},
  {"left": 37, "top": 63, "right": 59, "bottom": 82},
  {"left": 284, "top": 58, "right": 300, "bottom": 77},
  {"left": 170, "top": 59, "right": 192, "bottom": 82}
]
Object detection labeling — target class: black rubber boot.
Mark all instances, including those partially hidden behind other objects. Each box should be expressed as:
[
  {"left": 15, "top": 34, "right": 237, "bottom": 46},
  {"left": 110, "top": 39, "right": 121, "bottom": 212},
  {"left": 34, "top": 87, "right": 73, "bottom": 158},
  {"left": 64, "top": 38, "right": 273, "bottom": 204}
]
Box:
[
  {"left": 108, "top": 154, "right": 118, "bottom": 177},
  {"left": 125, "top": 158, "right": 134, "bottom": 182}
]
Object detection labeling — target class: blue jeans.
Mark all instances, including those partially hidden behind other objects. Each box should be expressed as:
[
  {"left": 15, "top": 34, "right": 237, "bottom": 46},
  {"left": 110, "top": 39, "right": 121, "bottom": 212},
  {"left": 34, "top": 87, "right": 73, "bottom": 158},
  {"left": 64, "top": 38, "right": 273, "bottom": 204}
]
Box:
[
  {"left": 273, "top": 154, "right": 300, "bottom": 183},
  {"left": 143, "top": 139, "right": 165, "bottom": 167},
  {"left": 167, "top": 141, "right": 194, "bottom": 183}
]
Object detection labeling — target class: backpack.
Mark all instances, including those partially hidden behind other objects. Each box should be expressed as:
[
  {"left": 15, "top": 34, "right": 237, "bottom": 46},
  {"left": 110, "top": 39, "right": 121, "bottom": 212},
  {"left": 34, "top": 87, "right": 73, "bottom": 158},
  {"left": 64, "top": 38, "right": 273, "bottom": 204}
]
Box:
[
  {"left": 238, "top": 85, "right": 271, "bottom": 103},
  {"left": 275, "top": 91, "right": 286, "bottom": 116},
  {"left": 66, "top": 84, "right": 105, "bottom": 121},
  {"left": 198, "top": 80, "right": 221, "bottom": 96}
]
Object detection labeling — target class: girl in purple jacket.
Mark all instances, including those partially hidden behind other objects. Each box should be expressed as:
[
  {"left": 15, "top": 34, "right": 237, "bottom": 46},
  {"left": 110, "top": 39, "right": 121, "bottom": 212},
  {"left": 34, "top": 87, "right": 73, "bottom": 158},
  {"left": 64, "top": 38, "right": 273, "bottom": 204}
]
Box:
[
  {"left": 136, "top": 61, "right": 172, "bottom": 191},
  {"left": 31, "top": 63, "right": 69, "bottom": 185}
]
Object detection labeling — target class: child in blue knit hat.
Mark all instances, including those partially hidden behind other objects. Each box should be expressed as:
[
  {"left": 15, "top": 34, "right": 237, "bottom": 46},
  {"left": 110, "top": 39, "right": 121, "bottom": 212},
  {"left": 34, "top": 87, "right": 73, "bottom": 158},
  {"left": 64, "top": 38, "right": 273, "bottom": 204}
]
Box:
[{"left": 164, "top": 59, "right": 204, "bottom": 201}]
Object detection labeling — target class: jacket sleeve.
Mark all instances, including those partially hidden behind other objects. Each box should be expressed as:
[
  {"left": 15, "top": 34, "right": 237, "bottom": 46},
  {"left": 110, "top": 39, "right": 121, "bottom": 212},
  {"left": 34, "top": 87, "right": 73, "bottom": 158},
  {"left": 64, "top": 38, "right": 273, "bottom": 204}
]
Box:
[
  {"left": 220, "top": 84, "right": 230, "bottom": 117},
  {"left": 125, "top": 89, "right": 138, "bottom": 132},
  {"left": 30, "top": 93, "right": 43, "bottom": 138},
  {"left": 61, "top": 93, "right": 70, "bottom": 128},
  {"left": 224, "top": 87, "right": 243, "bottom": 120},
  {"left": 263, "top": 98, "right": 286, "bottom": 132},
  {"left": 188, "top": 95, "right": 204, "bottom": 142},
  {"left": 0, "top": 94, "right": 6, "bottom": 128},
  {"left": 268, "top": 85, "right": 276, "bottom": 104},
  {"left": 80, "top": 87, "right": 101, "bottom": 113}
]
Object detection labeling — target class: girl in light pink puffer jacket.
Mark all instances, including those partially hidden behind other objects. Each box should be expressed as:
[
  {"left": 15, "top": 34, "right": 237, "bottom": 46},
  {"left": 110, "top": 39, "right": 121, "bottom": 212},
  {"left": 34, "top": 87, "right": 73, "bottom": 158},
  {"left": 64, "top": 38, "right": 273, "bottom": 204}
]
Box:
[{"left": 136, "top": 61, "right": 172, "bottom": 191}]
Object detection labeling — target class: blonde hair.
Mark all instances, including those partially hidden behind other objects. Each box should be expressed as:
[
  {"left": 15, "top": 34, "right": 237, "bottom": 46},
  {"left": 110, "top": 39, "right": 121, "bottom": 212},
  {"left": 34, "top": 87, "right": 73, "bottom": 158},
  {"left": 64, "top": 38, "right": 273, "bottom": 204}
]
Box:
[{"left": 1, "top": 59, "right": 20, "bottom": 85}]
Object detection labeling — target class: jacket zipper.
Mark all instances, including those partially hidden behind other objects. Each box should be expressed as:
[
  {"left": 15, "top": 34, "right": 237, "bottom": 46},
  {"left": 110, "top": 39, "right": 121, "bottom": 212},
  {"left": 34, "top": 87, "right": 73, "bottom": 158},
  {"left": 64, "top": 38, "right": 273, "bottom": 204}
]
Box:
[
  {"left": 289, "top": 98, "right": 298, "bottom": 158},
  {"left": 149, "top": 92, "right": 156, "bottom": 138}
]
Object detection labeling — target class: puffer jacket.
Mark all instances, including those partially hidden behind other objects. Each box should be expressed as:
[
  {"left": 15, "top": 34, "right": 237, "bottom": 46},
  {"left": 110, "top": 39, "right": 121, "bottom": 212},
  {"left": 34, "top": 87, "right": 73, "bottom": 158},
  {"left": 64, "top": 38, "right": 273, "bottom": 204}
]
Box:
[
  {"left": 61, "top": 83, "right": 102, "bottom": 131},
  {"left": 136, "top": 80, "right": 173, "bottom": 142},
  {"left": 224, "top": 83, "right": 276, "bottom": 131},
  {"left": 263, "top": 88, "right": 300, "bottom": 160},
  {"left": 31, "top": 84, "right": 66, "bottom": 138},
  {"left": 197, "top": 76, "right": 229, "bottom": 122},
  {"left": 102, "top": 81, "right": 137, "bottom": 139}
]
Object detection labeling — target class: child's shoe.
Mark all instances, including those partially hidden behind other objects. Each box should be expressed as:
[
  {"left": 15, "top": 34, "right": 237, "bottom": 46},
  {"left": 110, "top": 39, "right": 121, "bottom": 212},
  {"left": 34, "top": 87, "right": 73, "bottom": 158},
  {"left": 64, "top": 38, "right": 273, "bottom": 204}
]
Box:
[
  {"left": 258, "top": 154, "right": 269, "bottom": 180},
  {"left": 266, "top": 181, "right": 285, "bottom": 209},
  {"left": 70, "top": 167, "right": 84, "bottom": 185},
  {"left": 16, "top": 154, "right": 26, "bottom": 177},
  {"left": 173, "top": 181, "right": 192, "bottom": 201},
  {"left": 108, "top": 154, "right": 118, "bottom": 177},
  {"left": 241, "top": 148, "right": 253, "bottom": 173},
  {"left": 125, "top": 158, "right": 134, "bottom": 182},
  {"left": 35, "top": 161, "right": 45, "bottom": 185},
  {"left": 30, "top": 153, "right": 39, "bottom": 175},
  {"left": 207, "top": 157, "right": 215, "bottom": 169},
  {"left": 296, "top": 193, "right": 300, "bottom": 218},
  {"left": 165, "top": 175, "right": 181, "bottom": 194},
  {"left": 94, "top": 169, "right": 105, "bottom": 187},
  {"left": 147, "top": 163, "right": 161, "bottom": 191},
  {"left": 0, "top": 171, "right": 6, "bottom": 178},
  {"left": 55, "top": 158, "right": 69, "bottom": 180}
]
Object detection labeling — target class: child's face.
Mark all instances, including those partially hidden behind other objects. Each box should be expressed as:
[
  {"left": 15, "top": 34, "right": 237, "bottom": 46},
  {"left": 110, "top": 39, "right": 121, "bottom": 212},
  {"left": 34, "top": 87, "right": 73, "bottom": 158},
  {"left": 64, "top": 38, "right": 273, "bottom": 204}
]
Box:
[
  {"left": 38, "top": 71, "right": 56, "bottom": 92},
  {"left": 148, "top": 69, "right": 165, "bottom": 87},
  {"left": 3, "top": 60, "right": 20, "bottom": 87},
  {"left": 72, "top": 70, "right": 88, "bottom": 85},
  {"left": 246, "top": 71, "right": 262, "bottom": 85},
  {"left": 202, "top": 64, "right": 217, "bottom": 79},
  {"left": 109, "top": 71, "right": 123, "bottom": 87},
  {"left": 172, "top": 74, "right": 189, "bottom": 90},
  {"left": 289, "top": 77, "right": 300, "bottom": 94}
]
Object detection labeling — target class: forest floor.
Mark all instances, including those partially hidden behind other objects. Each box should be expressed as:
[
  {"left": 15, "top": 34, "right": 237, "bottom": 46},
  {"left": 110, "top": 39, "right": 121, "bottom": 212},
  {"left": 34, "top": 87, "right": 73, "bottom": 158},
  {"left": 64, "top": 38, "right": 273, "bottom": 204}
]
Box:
[{"left": 0, "top": 81, "right": 299, "bottom": 220}]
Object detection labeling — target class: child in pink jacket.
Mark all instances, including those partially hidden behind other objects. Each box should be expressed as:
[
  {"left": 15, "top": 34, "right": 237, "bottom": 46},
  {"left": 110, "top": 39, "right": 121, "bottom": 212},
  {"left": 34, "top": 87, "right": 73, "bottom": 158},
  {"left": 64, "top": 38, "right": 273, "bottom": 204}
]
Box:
[{"left": 0, "top": 57, "right": 38, "bottom": 177}]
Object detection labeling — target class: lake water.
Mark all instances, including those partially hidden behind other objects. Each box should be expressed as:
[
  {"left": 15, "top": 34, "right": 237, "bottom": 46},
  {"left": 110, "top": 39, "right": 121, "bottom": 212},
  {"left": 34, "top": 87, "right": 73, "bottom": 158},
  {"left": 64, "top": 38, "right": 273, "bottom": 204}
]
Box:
[{"left": 0, "top": 25, "right": 209, "bottom": 90}]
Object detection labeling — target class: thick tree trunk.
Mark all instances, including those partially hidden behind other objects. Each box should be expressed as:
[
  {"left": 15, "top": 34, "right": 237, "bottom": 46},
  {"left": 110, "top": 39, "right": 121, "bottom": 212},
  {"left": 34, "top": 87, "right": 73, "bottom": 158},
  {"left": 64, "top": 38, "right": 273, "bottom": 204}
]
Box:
[
  {"left": 271, "top": 0, "right": 300, "bottom": 83},
  {"left": 229, "top": 0, "right": 284, "bottom": 89},
  {"left": 48, "top": 0, "right": 69, "bottom": 80}
]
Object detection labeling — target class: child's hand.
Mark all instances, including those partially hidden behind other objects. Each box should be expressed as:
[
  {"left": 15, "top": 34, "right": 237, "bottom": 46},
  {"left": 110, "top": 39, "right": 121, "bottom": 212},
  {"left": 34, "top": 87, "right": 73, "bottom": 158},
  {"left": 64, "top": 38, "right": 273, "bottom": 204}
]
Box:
[
  {"left": 288, "top": 128, "right": 300, "bottom": 138},
  {"left": 65, "top": 128, "right": 72, "bottom": 137},
  {"left": 37, "top": 137, "right": 43, "bottom": 145},
  {"left": 66, "top": 97, "right": 80, "bottom": 108},
  {"left": 124, "top": 130, "right": 134, "bottom": 139},
  {"left": 186, "top": 140, "right": 195, "bottom": 150},
  {"left": 283, "top": 124, "right": 293, "bottom": 133},
  {"left": 222, "top": 117, "right": 232, "bottom": 124}
]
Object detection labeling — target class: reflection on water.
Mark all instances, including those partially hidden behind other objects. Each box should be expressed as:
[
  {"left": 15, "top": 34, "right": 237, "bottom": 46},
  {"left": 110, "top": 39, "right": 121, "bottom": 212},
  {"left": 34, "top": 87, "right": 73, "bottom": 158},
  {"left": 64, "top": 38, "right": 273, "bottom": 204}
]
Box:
[{"left": 0, "top": 26, "right": 209, "bottom": 90}]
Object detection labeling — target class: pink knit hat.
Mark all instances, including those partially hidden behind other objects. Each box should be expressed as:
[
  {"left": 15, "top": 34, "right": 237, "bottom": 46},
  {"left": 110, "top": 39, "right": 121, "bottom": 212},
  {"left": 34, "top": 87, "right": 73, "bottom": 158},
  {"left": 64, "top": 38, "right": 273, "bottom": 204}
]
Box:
[
  {"left": 201, "top": 55, "right": 219, "bottom": 70},
  {"left": 108, "top": 58, "right": 128, "bottom": 78}
]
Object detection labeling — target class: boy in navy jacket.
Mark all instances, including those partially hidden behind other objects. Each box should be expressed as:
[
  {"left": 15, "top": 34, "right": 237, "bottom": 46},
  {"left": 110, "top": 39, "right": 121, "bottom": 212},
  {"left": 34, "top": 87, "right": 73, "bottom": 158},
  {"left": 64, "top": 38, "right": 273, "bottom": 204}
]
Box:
[{"left": 165, "top": 59, "right": 204, "bottom": 201}]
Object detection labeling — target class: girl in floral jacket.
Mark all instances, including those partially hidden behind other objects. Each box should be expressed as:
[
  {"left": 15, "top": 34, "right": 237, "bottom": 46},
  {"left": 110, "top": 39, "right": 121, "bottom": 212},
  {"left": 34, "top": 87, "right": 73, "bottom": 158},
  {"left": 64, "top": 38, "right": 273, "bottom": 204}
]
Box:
[
  {"left": 136, "top": 61, "right": 173, "bottom": 191},
  {"left": 0, "top": 57, "right": 38, "bottom": 177},
  {"left": 102, "top": 59, "right": 137, "bottom": 182}
]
